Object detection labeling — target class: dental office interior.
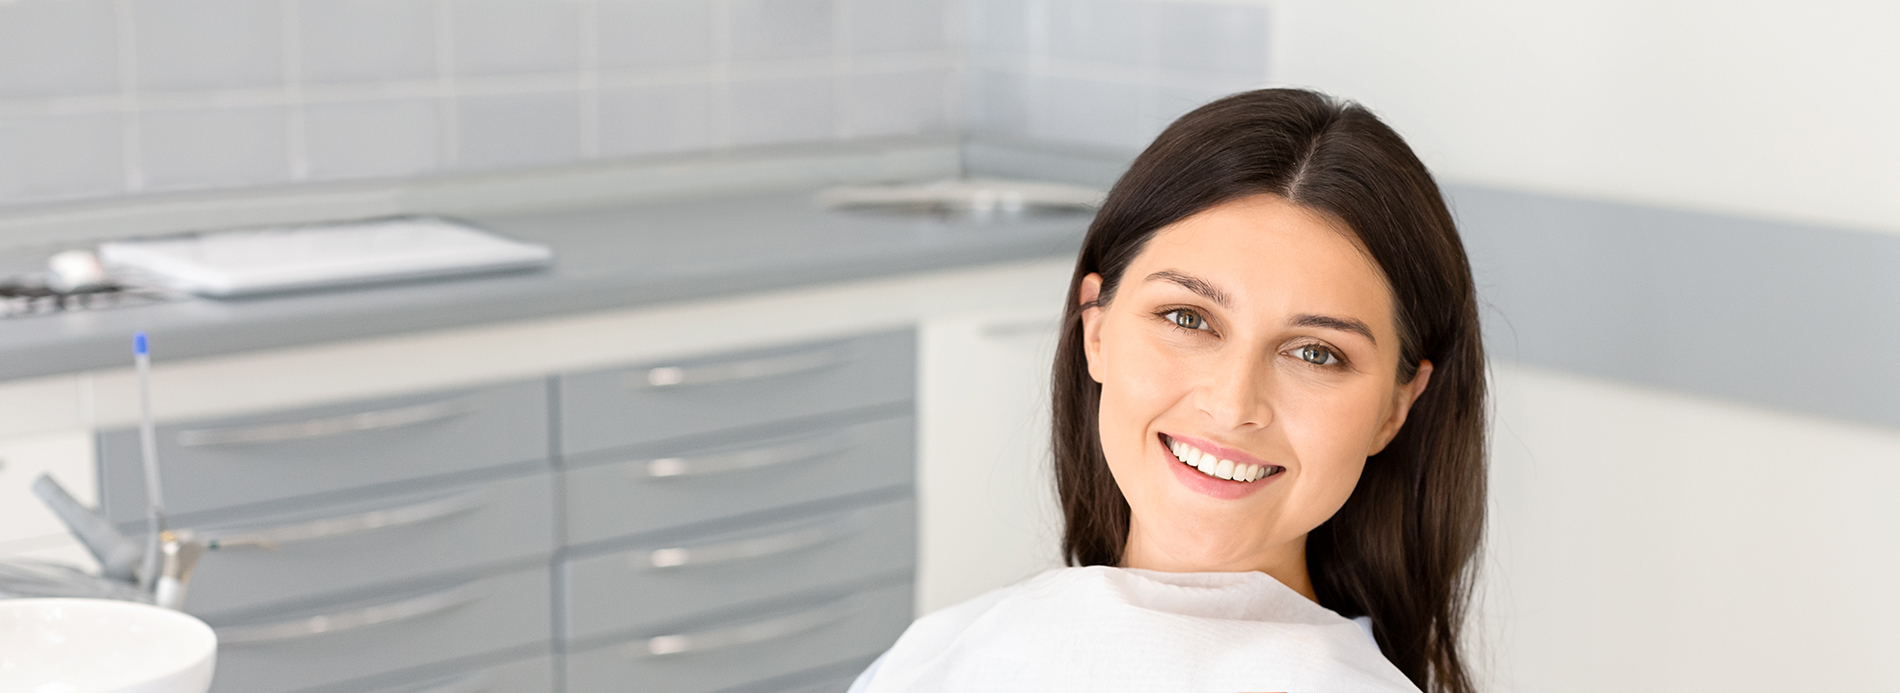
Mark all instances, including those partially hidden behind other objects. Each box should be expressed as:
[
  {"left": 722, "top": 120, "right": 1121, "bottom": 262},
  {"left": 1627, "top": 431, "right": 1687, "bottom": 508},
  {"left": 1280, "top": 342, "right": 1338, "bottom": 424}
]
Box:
[{"left": 1, "top": 0, "right": 1895, "bottom": 691}]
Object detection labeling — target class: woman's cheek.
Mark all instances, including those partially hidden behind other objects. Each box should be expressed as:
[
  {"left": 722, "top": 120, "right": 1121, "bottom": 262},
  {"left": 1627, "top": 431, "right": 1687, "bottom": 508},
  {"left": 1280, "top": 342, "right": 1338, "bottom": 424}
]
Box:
[
  {"left": 1102, "top": 320, "right": 1185, "bottom": 416},
  {"left": 1282, "top": 389, "right": 1380, "bottom": 512}
]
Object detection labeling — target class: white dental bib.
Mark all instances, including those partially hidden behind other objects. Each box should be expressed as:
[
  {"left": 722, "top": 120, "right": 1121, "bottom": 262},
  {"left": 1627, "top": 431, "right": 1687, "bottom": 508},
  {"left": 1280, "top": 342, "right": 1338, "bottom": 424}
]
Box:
[{"left": 860, "top": 566, "right": 1421, "bottom": 693}]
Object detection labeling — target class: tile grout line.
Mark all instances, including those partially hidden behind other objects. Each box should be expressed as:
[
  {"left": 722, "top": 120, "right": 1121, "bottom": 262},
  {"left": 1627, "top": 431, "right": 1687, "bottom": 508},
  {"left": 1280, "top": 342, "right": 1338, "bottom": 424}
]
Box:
[
  {"left": 945, "top": 0, "right": 965, "bottom": 135},
  {"left": 0, "top": 52, "right": 964, "bottom": 118},
  {"left": 833, "top": 0, "right": 853, "bottom": 141},
  {"left": 710, "top": 0, "right": 732, "bottom": 150},
  {"left": 1024, "top": 0, "right": 1049, "bottom": 140},
  {"left": 113, "top": 0, "right": 143, "bottom": 193},
  {"left": 577, "top": 0, "right": 601, "bottom": 159},
  {"left": 434, "top": 0, "right": 459, "bottom": 168},
  {"left": 283, "top": 0, "right": 309, "bottom": 181},
  {"left": 1136, "top": 0, "right": 1159, "bottom": 144}
]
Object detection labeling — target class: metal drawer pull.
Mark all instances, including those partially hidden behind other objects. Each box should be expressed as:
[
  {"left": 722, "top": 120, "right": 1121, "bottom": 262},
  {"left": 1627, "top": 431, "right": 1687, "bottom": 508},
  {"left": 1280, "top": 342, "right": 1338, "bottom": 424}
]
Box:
[
  {"left": 637, "top": 597, "right": 859, "bottom": 657},
  {"left": 201, "top": 490, "right": 489, "bottom": 549},
  {"left": 215, "top": 582, "right": 485, "bottom": 646},
  {"left": 641, "top": 516, "right": 861, "bottom": 570},
  {"left": 176, "top": 398, "right": 476, "bottom": 447},
  {"left": 627, "top": 348, "right": 847, "bottom": 390},
  {"left": 638, "top": 436, "right": 849, "bottom": 479},
  {"left": 375, "top": 672, "right": 492, "bottom": 693}
]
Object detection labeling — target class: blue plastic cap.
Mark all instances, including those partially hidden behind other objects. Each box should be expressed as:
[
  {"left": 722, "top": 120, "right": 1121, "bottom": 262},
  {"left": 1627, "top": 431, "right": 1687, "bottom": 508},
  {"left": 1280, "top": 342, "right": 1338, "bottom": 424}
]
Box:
[{"left": 134, "top": 332, "right": 148, "bottom": 355}]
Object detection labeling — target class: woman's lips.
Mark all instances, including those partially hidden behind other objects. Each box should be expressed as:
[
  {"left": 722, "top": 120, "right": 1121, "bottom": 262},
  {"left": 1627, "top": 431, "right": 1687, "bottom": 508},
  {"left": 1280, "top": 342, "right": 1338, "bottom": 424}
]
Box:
[{"left": 1158, "top": 432, "right": 1284, "bottom": 500}]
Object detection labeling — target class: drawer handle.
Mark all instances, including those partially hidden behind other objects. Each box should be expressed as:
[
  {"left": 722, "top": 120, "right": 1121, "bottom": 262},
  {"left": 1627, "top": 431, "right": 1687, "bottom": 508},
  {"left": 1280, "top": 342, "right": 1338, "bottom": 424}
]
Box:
[
  {"left": 201, "top": 490, "right": 489, "bottom": 550},
  {"left": 374, "top": 672, "right": 491, "bottom": 693},
  {"left": 636, "top": 435, "right": 850, "bottom": 479},
  {"left": 641, "top": 516, "right": 862, "bottom": 570},
  {"left": 637, "top": 597, "right": 859, "bottom": 657},
  {"left": 176, "top": 398, "right": 476, "bottom": 447},
  {"left": 625, "top": 347, "right": 847, "bottom": 390},
  {"left": 215, "top": 581, "right": 485, "bottom": 646}
]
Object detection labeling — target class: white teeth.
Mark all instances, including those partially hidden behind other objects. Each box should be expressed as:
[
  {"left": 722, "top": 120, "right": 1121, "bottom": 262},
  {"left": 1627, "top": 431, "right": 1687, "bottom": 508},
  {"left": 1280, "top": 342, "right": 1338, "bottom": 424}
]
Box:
[
  {"left": 1196, "top": 451, "right": 1218, "bottom": 475},
  {"left": 1168, "top": 436, "right": 1275, "bottom": 483}
]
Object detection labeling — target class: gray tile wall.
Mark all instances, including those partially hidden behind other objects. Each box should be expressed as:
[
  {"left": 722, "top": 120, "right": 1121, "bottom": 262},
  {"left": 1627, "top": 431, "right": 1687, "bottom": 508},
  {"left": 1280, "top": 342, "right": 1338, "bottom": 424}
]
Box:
[
  {"left": 965, "top": 0, "right": 1269, "bottom": 151},
  {"left": 0, "top": 0, "right": 962, "bottom": 208}
]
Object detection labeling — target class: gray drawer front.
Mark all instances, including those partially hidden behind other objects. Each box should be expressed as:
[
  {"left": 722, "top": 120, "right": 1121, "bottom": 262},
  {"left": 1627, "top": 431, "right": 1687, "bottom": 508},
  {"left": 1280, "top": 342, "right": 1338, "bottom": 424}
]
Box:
[
  {"left": 566, "top": 498, "right": 915, "bottom": 642},
  {"left": 310, "top": 654, "right": 554, "bottom": 693},
  {"left": 206, "top": 566, "right": 552, "bottom": 693},
  {"left": 558, "top": 330, "right": 915, "bottom": 457},
  {"left": 565, "top": 582, "right": 912, "bottom": 693},
  {"left": 780, "top": 671, "right": 865, "bottom": 693},
  {"left": 101, "top": 379, "right": 549, "bottom": 523},
  {"left": 565, "top": 416, "right": 914, "bottom": 545},
  {"left": 185, "top": 472, "right": 555, "bottom": 616}
]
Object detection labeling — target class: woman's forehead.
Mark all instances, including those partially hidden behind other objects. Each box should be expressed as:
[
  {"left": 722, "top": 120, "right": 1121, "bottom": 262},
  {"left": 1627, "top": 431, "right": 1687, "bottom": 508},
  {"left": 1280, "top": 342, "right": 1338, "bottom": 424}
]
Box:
[{"left": 1131, "top": 196, "right": 1395, "bottom": 334}]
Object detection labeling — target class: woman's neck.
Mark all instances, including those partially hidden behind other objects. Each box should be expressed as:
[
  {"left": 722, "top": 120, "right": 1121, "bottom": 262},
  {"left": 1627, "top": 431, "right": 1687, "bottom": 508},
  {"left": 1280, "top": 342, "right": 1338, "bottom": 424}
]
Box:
[{"left": 1120, "top": 529, "right": 1317, "bottom": 601}]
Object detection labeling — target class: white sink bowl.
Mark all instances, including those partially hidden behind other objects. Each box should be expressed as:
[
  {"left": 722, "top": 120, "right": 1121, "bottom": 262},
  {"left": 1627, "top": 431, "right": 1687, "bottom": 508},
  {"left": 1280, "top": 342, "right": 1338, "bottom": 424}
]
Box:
[{"left": 0, "top": 598, "right": 216, "bottom": 693}]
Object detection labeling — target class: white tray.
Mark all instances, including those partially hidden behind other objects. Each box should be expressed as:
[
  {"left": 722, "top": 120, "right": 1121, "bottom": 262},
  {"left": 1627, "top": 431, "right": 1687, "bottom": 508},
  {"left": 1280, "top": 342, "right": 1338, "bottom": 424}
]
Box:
[{"left": 99, "top": 217, "right": 553, "bottom": 297}]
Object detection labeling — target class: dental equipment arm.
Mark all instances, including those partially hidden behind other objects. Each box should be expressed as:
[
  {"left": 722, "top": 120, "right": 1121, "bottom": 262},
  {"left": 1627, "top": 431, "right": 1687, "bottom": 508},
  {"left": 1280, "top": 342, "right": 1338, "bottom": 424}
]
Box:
[{"left": 30, "top": 473, "right": 143, "bottom": 582}]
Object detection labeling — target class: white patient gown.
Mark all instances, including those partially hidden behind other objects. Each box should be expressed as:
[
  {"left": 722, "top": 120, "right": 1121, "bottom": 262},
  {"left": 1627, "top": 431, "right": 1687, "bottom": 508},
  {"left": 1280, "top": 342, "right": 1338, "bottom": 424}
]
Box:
[{"left": 855, "top": 565, "right": 1422, "bottom": 693}]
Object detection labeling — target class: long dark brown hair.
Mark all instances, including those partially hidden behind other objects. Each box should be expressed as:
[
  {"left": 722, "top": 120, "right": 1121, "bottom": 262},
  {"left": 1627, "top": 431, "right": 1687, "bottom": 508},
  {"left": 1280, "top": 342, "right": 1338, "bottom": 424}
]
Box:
[{"left": 1051, "top": 88, "right": 1487, "bottom": 693}]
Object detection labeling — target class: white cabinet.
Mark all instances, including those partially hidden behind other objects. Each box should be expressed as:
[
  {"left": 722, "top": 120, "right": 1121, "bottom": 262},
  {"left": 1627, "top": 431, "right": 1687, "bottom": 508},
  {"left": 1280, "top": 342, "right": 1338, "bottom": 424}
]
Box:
[
  {"left": 916, "top": 306, "right": 1068, "bottom": 615},
  {"left": 0, "top": 429, "right": 96, "bottom": 566}
]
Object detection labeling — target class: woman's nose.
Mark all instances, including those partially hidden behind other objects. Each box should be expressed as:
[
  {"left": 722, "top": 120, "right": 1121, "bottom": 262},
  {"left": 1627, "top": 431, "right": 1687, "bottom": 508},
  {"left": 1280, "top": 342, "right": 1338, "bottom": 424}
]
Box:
[{"left": 1196, "top": 352, "right": 1274, "bottom": 430}]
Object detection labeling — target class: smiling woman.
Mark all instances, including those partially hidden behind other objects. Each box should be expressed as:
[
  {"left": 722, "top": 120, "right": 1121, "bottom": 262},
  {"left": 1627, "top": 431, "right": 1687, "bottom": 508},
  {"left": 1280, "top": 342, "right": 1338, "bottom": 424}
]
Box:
[{"left": 855, "top": 89, "right": 1487, "bottom": 693}]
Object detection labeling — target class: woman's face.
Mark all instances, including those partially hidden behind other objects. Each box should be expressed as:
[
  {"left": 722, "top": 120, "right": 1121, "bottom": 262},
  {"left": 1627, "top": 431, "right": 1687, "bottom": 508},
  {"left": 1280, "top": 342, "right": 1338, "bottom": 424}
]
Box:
[{"left": 1079, "top": 194, "right": 1432, "bottom": 594}]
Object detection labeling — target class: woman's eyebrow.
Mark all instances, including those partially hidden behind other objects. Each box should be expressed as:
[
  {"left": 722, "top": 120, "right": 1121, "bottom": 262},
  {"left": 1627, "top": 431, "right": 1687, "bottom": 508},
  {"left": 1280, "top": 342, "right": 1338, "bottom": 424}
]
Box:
[
  {"left": 1145, "top": 270, "right": 1231, "bottom": 308},
  {"left": 1291, "top": 314, "right": 1377, "bottom": 345}
]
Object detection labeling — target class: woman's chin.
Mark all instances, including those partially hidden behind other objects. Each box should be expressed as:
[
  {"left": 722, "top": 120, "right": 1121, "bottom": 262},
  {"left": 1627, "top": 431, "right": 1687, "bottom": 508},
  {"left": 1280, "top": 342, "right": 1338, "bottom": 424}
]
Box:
[{"left": 1130, "top": 506, "right": 1291, "bottom": 574}]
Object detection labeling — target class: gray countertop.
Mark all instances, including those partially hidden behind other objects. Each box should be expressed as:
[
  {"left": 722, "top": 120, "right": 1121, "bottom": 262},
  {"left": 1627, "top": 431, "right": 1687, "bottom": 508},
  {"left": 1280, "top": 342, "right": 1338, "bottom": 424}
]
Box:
[{"left": 0, "top": 189, "right": 1090, "bottom": 381}]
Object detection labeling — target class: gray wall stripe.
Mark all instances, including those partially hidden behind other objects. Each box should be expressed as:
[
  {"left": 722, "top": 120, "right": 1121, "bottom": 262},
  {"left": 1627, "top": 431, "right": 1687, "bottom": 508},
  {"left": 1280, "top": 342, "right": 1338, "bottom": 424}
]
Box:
[{"left": 1451, "top": 184, "right": 1900, "bottom": 430}]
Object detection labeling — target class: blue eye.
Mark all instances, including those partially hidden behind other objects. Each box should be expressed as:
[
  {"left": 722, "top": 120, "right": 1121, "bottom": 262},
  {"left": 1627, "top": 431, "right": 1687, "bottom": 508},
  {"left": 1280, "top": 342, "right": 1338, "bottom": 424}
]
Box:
[
  {"left": 1293, "top": 345, "right": 1339, "bottom": 366},
  {"left": 1164, "top": 309, "right": 1209, "bottom": 331}
]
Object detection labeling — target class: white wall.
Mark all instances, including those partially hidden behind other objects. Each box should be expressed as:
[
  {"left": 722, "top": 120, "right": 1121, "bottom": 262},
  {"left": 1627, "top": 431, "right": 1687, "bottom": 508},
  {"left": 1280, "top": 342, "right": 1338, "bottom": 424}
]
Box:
[
  {"left": 1269, "top": 0, "right": 1900, "bottom": 236},
  {"left": 1479, "top": 362, "right": 1900, "bottom": 691}
]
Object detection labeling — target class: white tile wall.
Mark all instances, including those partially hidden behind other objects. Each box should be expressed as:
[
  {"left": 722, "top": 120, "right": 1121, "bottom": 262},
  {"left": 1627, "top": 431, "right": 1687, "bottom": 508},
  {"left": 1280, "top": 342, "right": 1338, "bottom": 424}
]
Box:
[
  {"left": 1045, "top": 0, "right": 1142, "bottom": 65},
  {"left": 965, "top": 0, "right": 1271, "bottom": 151},
  {"left": 1041, "top": 75, "right": 1142, "bottom": 149},
  {"left": 848, "top": 0, "right": 954, "bottom": 54},
  {"left": 456, "top": 91, "right": 584, "bottom": 169},
  {"left": 729, "top": 0, "right": 836, "bottom": 61},
  {"left": 0, "top": 0, "right": 120, "bottom": 99},
  {"left": 1150, "top": 1, "right": 1268, "bottom": 73},
  {"left": 451, "top": 0, "right": 583, "bottom": 77},
  {"left": 599, "top": 83, "right": 716, "bottom": 156},
  {"left": 0, "top": 0, "right": 1261, "bottom": 212},
  {"left": 130, "top": 0, "right": 284, "bottom": 92},
  {"left": 140, "top": 106, "right": 292, "bottom": 191},
  {"left": 728, "top": 75, "right": 837, "bottom": 146},
  {"left": 597, "top": 0, "right": 717, "bottom": 68},
  {"left": 298, "top": 0, "right": 439, "bottom": 85},
  {"left": 303, "top": 98, "right": 443, "bottom": 179},
  {"left": 847, "top": 68, "right": 954, "bottom": 138},
  {"left": 0, "top": 113, "right": 125, "bottom": 201},
  {"left": 0, "top": 0, "right": 965, "bottom": 211}
]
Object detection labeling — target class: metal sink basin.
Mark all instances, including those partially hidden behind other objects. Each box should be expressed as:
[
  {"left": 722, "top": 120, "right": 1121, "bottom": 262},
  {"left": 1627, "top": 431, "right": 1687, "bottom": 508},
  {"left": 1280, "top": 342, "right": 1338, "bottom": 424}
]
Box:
[{"left": 817, "top": 178, "right": 1104, "bottom": 222}]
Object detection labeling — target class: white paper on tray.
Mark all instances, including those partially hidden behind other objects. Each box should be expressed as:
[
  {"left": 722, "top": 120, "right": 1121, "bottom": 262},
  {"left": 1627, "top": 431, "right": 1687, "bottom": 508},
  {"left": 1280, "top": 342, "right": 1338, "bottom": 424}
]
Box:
[{"left": 99, "top": 217, "right": 553, "bottom": 297}]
